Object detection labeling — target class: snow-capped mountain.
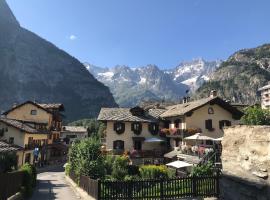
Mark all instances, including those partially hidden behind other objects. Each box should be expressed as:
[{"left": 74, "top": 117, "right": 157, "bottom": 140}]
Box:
[
  {"left": 85, "top": 58, "right": 221, "bottom": 107},
  {"left": 166, "top": 58, "right": 222, "bottom": 91}
]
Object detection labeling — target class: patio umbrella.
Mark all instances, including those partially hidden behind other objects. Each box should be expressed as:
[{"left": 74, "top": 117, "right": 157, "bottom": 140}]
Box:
[
  {"left": 184, "top": 133, "right": 214, "bottom": 141},
  {"left": 213, "top": 137, "right": 223, "bottom": 141},
  {"left": 144, "top": 137, "right": 165, "bottom": 143},
  {"left": 166, "top": 160, "right": 193, "bottom": 169}
]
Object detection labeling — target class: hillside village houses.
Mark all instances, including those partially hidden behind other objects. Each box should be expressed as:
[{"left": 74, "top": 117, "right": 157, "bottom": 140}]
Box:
[
  {"left": 61, "top": 126, "right": 88, "bottom": 145},
  {"left": 0, "top": 101, "right": 71, "bottom": 167},
  {"left": 98, "top": 90, "right": 243, "bottom": 165}
]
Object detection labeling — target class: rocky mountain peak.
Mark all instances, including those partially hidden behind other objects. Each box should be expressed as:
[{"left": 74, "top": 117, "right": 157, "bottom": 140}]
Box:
[
  {"left": 0, "top": 0, "right": 19, "bottom": 26},
  {"left": 0, "top": 0, "right": 117, "bottom": 121}
]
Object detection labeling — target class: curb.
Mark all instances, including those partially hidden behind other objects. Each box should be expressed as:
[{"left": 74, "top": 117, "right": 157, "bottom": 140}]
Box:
[
  {"left": 65, "top": 175, "right": 96, "bottom": 200},
  {"left": 7, "top": 192, "right": 23, "bottom": 200}
]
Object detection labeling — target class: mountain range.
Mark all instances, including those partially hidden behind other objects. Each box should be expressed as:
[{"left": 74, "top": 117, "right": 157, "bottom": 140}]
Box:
[
  {"left": 85, "top": 59, "right": 221, "bottom": 107},
  {"left": 196, "top": 44, "right": 270, "bottom": 104},
  {"left": 0, "top": 0, "right": 117, "bottom": 121}
]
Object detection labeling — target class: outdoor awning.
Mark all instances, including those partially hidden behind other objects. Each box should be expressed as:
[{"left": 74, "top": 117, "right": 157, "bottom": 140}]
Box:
[
  {"left": 164, "top": 150, "right": 178, "bottom": 159},
  {"left": 144, "top": 137, "right": 164, "bottom": 143},
  {"left": 166, "top": 160, "right": 193, "bottom": 169},
  {"left": 184, "top": 133, "right": 214, "bottom": 141}
]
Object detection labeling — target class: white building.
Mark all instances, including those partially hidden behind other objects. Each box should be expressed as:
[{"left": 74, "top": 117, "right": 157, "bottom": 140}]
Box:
[
  {"left": 60, "top": 126, "right": 88, "bottom": 145},
  {"left": 258, "top": 82, "right": 270, "bottom": 109}
]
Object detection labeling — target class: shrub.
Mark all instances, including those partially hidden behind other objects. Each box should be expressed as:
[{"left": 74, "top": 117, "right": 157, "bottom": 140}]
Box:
[
  {"left": 104, "top": 155, "right": 117, "bottom": 175},
  {"left": 190, "top": 162, "right": 214, "bottom": 177},
  {"left": 111, "top": 156, "right": 129, "bottom": 180},
  {"left": 241, "top": 106, "right": 270, "bottom": 125},
  {"left": 65, "top": 163, "right": 71, "bottom": 175},
  {"left": 127, "top": 165, "right": 139, "bottom": 176},
  {"left": 68, "top": 137, "right": 105, "bottom": 179},
  {"left": 20, "top": 164, "right": 37, "bottom": 197},
  {"left": 139, "top": 165, "right": 169, "bottom": 179}
]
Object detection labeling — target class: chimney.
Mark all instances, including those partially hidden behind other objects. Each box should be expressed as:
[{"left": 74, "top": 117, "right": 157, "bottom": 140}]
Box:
[
  {"left": 182, "top": 97, "right": 187, "bottom": 104},
  {"left": 210, "top": 90, "right": 217, "bottom": 98}
]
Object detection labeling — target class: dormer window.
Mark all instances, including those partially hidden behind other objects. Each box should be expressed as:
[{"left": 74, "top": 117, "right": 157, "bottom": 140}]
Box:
[
  {"left": 113, "top": 122, "right": 125, "bottom": 134},
  {"left": 31, "top": 110, "right": 37, "bottom": 115},
  {"left": 131, "top": 122, "right": 142, "bottom": 135}
]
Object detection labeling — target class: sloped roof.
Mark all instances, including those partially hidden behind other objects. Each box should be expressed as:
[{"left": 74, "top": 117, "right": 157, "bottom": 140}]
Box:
[
  {"left": 160, "top": 96, "right": 243, "bottom": 118},
  {"left": 38, "top": 103, "right": 64, "bottom": 111},
  {"left": 62, "top": 126, "right": 87, "bottom": 133},
  {"left": 98, "top": 107, "right": 166, "bottom": 122},
  {"left": 0, "top": 118, "right": 48, "bottom": 134},
  {"left": 0, "top": 140, "right": 22, "bottom": 153},
  {"left": 3, "top": 101, "right": 52, "bottom": 115}
]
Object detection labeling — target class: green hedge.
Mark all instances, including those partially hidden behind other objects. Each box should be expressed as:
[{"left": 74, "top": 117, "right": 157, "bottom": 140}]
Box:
[
  {"left": 20, "top": 164, "right": 37, "bottom": 198},
  {"left": 139, "top": 165, "right": 169, "bottom": 179}
]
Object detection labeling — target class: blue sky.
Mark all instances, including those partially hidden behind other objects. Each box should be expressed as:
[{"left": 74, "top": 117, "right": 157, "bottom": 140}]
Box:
[{"left": 7, "top": 0, "right": 270, "bottom": 69}]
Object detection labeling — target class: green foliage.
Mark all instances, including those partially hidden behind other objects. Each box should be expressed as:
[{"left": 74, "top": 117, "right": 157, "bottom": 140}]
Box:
[
  {"left": 68, "top": 137, "right": 105, "bottom": 179},
  {"left": 111, "top": 156, "right": 129, "bottom": 180},
  {"left": 65, "top": 163, "right": 71, "bottom": 175},
  {"left": 139, "top": 165, "right": 169, "bottom": 179},
  {"left": 0, "top": 152, "right": 17, "bottom": 172},
  {"left": 20, "top": 164, "right": 37, "bottom": 198},
  {"left": 241, "top": 106, "right": 270, "bottom": 125},
  {"left": 68, "top": 118, "right": 106, "bottom": 137},
  {"left": 104, "top": 155, "right": 117, "bottom": 175},
  {"left": 190, "top": 162, "right": 214, "bottom": 177}
]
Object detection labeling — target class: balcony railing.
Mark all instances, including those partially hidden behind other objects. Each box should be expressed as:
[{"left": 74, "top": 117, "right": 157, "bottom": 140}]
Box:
[{"left": 159, "top": 128, "right": 202, "bottom": 138}]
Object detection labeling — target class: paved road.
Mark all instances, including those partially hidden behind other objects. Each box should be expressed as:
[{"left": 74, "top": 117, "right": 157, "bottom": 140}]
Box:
[{"left": 31, "top": 167, "right": 81, "bottom": 200}]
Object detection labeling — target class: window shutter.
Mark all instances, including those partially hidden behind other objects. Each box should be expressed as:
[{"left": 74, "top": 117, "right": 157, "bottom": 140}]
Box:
[{"left": 219, "top": 121, "right": 223, "bottom": 129}]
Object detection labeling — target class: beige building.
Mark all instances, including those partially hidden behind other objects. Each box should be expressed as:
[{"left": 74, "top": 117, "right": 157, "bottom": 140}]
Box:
[
  {"left": 0, "top": 118, "right": 48, "bottom": 167},
  {"left": 98, "top": 107, "right": 166, "bottom": 156},
  {"left": 1, "top": 101, "right": 66, "bottom": 166},
  {"left": 258, "top": 82, "right": 270, "bottom": 109},
  {"left": 98, "top": 92, "right": 243, "bottom": 156},
  {"left": 160, "top": 92, "right": 243, "bottom": 148}
]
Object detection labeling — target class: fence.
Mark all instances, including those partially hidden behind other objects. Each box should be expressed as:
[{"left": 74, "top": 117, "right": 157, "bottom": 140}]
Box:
[
  {"left": 69, "top": 171, "right": 219, "bottom": 200},
  {"left": 0, "top": 171, "right": 24, "bottom": 200}
]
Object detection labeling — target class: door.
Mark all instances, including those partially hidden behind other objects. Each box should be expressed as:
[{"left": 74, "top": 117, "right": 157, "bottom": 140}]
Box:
[{"left": 134, "top": 140, "right": 142, "bottom": 150}]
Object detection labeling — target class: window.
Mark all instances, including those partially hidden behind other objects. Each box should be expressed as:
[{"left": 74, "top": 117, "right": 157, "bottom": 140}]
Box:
[
  {"left": 208, "top": 107, "right": 214, "bottom": 114},
  {"left": 219, "top": 120, "right": 232, "bottom": 129},
  {"left": 113, "top": 140, "right": 124, "bottom": 150},
  {"left": 174, "top": 119, "right": 181, "bottom": 128},
  {"left": 205, "top": 119, "right": 213, "bottom": 131},
  {"left": 113, "top": 122, "right": 125, "bottom": 134},
  {"left": 9, "top": 137, "right": 14, "bottom": 144},
  {"left": 30, "top": 110, "right": 37, "bottom": 115},
  {"left": 148, "top": 123, "right": 159, "bottom": 135},
  {"left": 28, "top": 137, "right": 33, "bottom": 144},
  {"left": 131, "top": 122, "right": 142, "bottom": 135}
]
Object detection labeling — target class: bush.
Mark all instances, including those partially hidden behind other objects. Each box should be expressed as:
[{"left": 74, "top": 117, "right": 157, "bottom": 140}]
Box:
[
  {"left": 190, "top": 162, "right": 214, "bottom": 177},
  {"left": 65, "top": 163, "right": 71, "bottom": 175},
  {"left": 241, "top": 106, "right": 270, "bottom": 125},
  {"left": 139, "top": 165, "right": 169, "bottom": 179},
  {"left": 20, "top": 164, "right": 37, "bottom": 197},
  {"left": 68, "top": 137, "right": 105, "bottom": 179},
  {"left": 111, "top": 156, "right": 129, "bottom": 180},
  {"left": 104, "top": 155, "right": 117, "bottom": 175}
]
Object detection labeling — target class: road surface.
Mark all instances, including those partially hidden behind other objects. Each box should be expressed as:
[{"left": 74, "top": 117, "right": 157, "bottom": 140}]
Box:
[{"left": 31, "top": 166, "right": 81, "bottom": 200}]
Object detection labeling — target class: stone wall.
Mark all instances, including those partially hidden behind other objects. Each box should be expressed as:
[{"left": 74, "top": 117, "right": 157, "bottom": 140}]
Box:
[{"left": 221, "top": 125, "right": 270, "bottom": 200}]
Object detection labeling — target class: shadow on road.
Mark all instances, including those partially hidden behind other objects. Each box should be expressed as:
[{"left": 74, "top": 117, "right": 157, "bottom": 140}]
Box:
[{"left": 31, "top": 180, "right": 67, "bottom": 200}]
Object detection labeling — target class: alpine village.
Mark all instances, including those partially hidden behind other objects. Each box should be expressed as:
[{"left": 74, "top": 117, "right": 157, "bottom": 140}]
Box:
[{"left": 0, "top": 0, "right": 270, "bottom": 200}]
